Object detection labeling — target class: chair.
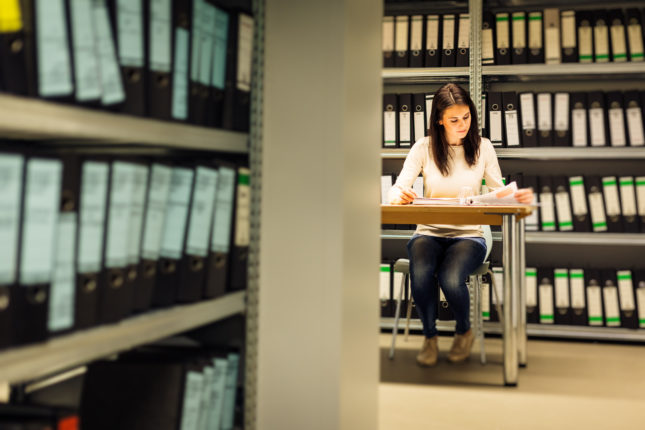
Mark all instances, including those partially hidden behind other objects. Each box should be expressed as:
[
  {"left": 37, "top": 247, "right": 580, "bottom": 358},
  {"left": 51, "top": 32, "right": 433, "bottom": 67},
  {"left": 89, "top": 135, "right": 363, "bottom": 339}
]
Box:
[{"left": 388, "top": 225, "right": 494, "bottom": 364}]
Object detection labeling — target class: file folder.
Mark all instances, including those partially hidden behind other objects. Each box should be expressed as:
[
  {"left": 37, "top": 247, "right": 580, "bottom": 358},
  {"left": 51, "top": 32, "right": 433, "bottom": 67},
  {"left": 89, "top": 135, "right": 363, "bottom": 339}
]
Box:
[
  {"left": 206, "top": 6, "right": 230, "bottom": 128},
  {"left": 553, "top": 176, "right": 574, "bottom": 232},
  {"left": 626, "top": 8, "right": 645, "bottom": 62},
  {"left": 544, "top": 8, "right": 560, "bottom": 64},
  {"left": 560, "top": 10, "right": 577, "bottom": 62},
  {"left": 481, "top": 11, "right": 495, "bottom": 65},
  {"left": 586, "top": 176, "right": 608, "bottom": 232},
  {"left": 76, "top": 159, "right": 109, "bottom": 329},
  {"left": 223, "top": 11, "right": 254, "bottom": 132},
  {"left": 93, "top": 0, "right": 127, "bottom": 107},
  {"left": 525, "top": 267, "right": 539, "bottom": 323},
  {"left": 0, "top": 0, "right": 33, "bottom": 96},
  {"left": 594, "top": 11, "right": 610, "bottom": 63},
  {"left": 519, "top": 92, "right": 537, "bottom": 146},
  {"left": 68, "top": 0, "right": 102, "bottom": 105},
  {"left": 380, "top": 263, "right": 393, "bottom": 318},
  {"left": 635, "top": 269, "right": 645, "bottom": 328},
  {"left": 607, "top": 91, "right": 627, "bottom": 147},
  {"left": 511, "top": 12, "right": 527, "bottom": 64},
  {"left": 553, "top": 92, "right": 570, "bottom": 146},
  {"left": 570, "top": 92, "right": 588, "bottom": 147},
  {"left": 528, "top": 11, "right": 544, "bottom": 63},
  {"left": 424, "top": 14, "right": 440, "bottom": 67},
  {"left": 409, "top": 15, "right": 423, "bottom": 67},
  {"left": 538, "top": 268, "right": 554, "bottom": 324},
  {"left": 229, "top": 167, "right": 250, "bottom": 292},
  {"left": 617, "top": 269, "right": 638, "bottom": 328},
  {"left": 569, "top": 176, "right": 591, "bottom": 232},
  {"left": 538, "top": 176, "right": 556, "bottom": 231},
  {"left": 569, "top": 269, "right": 587, "bottom": 325},
  {"left": 394, "top": 15, "right": 409, "bottom": 67},
  {"left": 588, "top": 91, "right": 608, "bottom": 146},
  {"left": 624, "top": 90, "right": 645, "bottom": 146},
  {"left": 0, "top": 152, "right": 24, "bottom": 349},
  {"left": 441, "top": 14, "right": 456, "bottom": 67},
  {"left": 177, "top": 165, "right": 218, "bottom": 303},
  {"left": 495, "top": 13, "right": 511, "bottom": 65},
  {"left": 147, "top": 0, "right": 173, "bottom": 120},
  {"left": 522, "top": 175, "right": 540, "bottom": 231},
  {"left": 602, "top": 270, "right": 621, "bottom": 327},
  {"left": 456, "top": 13, "right": 469, "bottom": 67},
  {"left": 586, "top": 270, "right": 604, "bottom": 326},
  {"left": 502, "top": 92, "right": 520, "bottom": 147},
  {"left": 609, "top": 9, "right": 628, "bottom": 62},
  {"left": 618, "top": 176, "right": 639, "bottom": 233},
  {"left": 170, "top": 0, "right": 190, "bottom": 121},
  {"left": 554, "top": 268, "right": 571, "bottom": 325},
  {"left": 382, "top": 16, "right": 394, "bottom": 67},
  {"left": 537, "top": 92, "right": 553, "bottom": 146},
  {"left": 398, "top": 93, "right": 412, "bottom": 148},
  {"left": 14, "top": 157, "right": 62, "bottom": 345},
  {"left": 577, "top": 11, "right": 594, "bottom": 63},
  {"left": 488, "top": 91, "right": 503, "bottom": 147},
  {"left": 124, "top": 162, "right": 149, "bottom": 312},
  {"left": 637, "top": 175, "right": 645, "bottom": 232},
  {"left": 412, "top": 93, "right": 426, "bottom": 143},
  {"left": 601, "top": 176, "right": 623, "bottom": 232},
  {"left": 383, "top": 93, "right": 397, "bottom": 148}
]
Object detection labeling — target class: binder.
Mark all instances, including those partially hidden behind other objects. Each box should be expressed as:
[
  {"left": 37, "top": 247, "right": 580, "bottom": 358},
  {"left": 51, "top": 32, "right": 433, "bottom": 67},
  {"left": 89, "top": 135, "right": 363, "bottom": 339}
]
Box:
[
  {"left": 456, "top": 13, "right": 469, "bottom": 67},
  {"left": 170, "top": 0, "right": 190, "bottom": 121},
  {"left": 93, "top": 0, "right": 127, "bottom": 107},
  {"left": 398, "top": 93, "right": 412, "bottom": 148},
  {"left": 380, "top": 263, "right": 393, "bottom": 318},
  {"left": 229, "top": 167, "right": 250, "bottom": 292},
  {"left": 425, "top": 93, "right": 434, "bottom": 130},
  {"left": 14, "top": 157, "right": 62, "bottom": 345},
  {"left": 569, "top": 176, "right": 591, "bottom": 232},
  {"left": 519, "top": 92, "right": 537, "bottom": 146},
  {"left": 538, "top": 176, "right": 556, "bottom": 231},
  {"left": 607, "top": 91, "right": 627, "bottom": 147},
  {"left": 560, "top": 10, "right": 577, "bottom": 62},
  {"left": 153, "top": 166, "right": 195, "bottom": 307},
  {"left": 177, "top": 165, "right": 218, "bottom": 303},
  {"left": 0, "top": 152, "right": 24, "bottom": 349},
  {"left": 528, "top": 11, "right": 544, "bottom": 63},
  {"left": 481, "top": 93, "right": 487, "bottom": 138},
  {"left": 626, "top": 9, "right": 645, "bottom": 62},
  {"left": 609, "top": 9, "right": 628, "bottom": 62},
  {"left": 570, "top": 92, "right": 588, "bottom": 147},
  {"left": 525, "top": 267, "right": 539, "bottom": 323},
  {"left": 383, "top": 93, "right": 397, "bottom": 148},
  {"left": 543, "top": 8, "right": 560, "bottom": 64},
  {"left": 618, "top": 176, "right": 640, "bottom": 233},
  {"left": 481, "top": 11, "right": 495, "bottom": 65},
  {"left": 616, "top": 269, "right": 638, "bottom": 328},
  {"left": 538, "top": 268, "right": 554, "bottom": 324},
  {"left": 601, "top": 175, "right": 623, "bottom": 232},
  {"left": 586, "top": 270, "right": 604, "bottom": 326},
  {"left": 412, "top": 93, "right": 426, "bottom": 143},
  {"left": 188, "top": 0, "right": 207, "bottom": 124},
  {"left": 594, "top": 11, "right": 611, "bottom": 63},
  {"left": 569, "top": 269, "right": 587, "bottom": 325},
  {"left": 511, "top": 12, "right": 527, "bottom": 64},
  {"left": 124, "top": 162, "right": 149, "bottom": 312},
  {"left": 635, "top": 269, "right": 645, "bottom": 328},
  {"left": 577, "top": 11, "right": 594, "bottom": 63},
  {"left": 502, "top": 92, "right": 520, "bottom": 147},
  {"left": 624, "top": 90, "right": 645, "bottom": 146},
  {"left": 441, "top": 14, "right": 456, "bottom": 67},
  {"left": 588, "top": 91, "right": 608, "bottom": 147},
  {"left": 537, "top": 92, "right": 553, "bottom": 146},
  {"left": 586, "top": 176, "right": 608, "bottom": 232},
  {"left": 494, "top": 12, "right": 511, "bottom": 65},
  {"left": 394, "top": 15, "right": 409, "bottom": 67},
  {"left": 481, "top": 272, "right": 491, "bottom": 322},
  {"left": 110, "top": 0, "right": 146, "bottom": 116},
  {"left": 68, "top": 0, "right": 102, "bottom": 105},
  {"left": 488, "top": 91, "right": 503, "bottom": 147},
  {"left": 637, "top": 175, "right": 645, "bottom": 233},
  {"left": 204, "top": 164, "right": 236, "bottom": 299},
  {"left": 553, "top": 92, "right": 570, "bottom": 146},
  {"left": 553, "top": 176, "right": 574, "bottom": 232},
  {"left": 76, "top": 159, "right": 109, "bottom": 329},
  {"left": 424, "top": 14, "right": 440, "bottom": 67},
  {"left": 602, "top": 270, "right": 621, "bottom": 327},
  {"left": 409, "top": 15, "right": 423, "bottom": 67},
  {"left": 146, "top": 0, "right": 173, "bottom": 120},
  {"left": 135, "top": 162, "right": 172, "bottom": 312},
  {"left": 522, "top": 175, "right": 540, "bottom": 231},
  {"left": 382, "top": 16, "right": 394, "bottom": 67},
  {"left": 437, "top": 287, "right": 453, "bottom": 321},
  {"left": 490, "top": 266, "right": 503, "bottom": 323},
  {"left": 0, "top": 0, "right": 34, "bottom": 96},
  {"left": 553, "top": 268, "right": 571, "bottom": 325},
  {"left": 206, "top": 5, "right": 230, "bottom": 128}
]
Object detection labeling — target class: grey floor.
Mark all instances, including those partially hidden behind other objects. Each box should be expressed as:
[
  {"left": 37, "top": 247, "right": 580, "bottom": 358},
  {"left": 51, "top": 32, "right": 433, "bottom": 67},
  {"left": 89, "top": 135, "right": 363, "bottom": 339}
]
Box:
[{"left": 379, "top": 333, "right": 645, "bottom": 430}]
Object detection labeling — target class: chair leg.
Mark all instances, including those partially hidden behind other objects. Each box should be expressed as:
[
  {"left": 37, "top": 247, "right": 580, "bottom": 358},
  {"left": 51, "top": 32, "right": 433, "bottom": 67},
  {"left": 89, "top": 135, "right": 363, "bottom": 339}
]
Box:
[
  {"left": 389, "top": 272, "right": 407, "bottom": 359},
  {"left": 476, "top": 275, "right": 487, "bottom": 365}
]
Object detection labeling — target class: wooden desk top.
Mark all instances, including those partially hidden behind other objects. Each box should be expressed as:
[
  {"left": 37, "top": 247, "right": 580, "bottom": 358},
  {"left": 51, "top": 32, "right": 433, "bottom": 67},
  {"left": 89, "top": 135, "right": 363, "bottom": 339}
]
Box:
[{"left": 381, "top": 204, "right": 535, "bottom": 226}]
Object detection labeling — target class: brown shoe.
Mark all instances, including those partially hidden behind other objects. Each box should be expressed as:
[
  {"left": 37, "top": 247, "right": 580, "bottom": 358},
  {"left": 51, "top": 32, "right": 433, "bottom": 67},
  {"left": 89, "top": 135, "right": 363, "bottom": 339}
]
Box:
[
  {"left": 416, "top": 336, "right": 438, "bottom": 367},
  {"left": 448, "top": 329, "right": 475, "bottom": 363}
]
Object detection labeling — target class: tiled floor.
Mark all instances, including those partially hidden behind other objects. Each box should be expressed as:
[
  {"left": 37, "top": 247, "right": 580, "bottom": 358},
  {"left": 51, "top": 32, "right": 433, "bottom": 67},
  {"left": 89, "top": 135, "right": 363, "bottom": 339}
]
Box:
[{"left": 379, "top": 333, "right": 645, "bottom": 430}]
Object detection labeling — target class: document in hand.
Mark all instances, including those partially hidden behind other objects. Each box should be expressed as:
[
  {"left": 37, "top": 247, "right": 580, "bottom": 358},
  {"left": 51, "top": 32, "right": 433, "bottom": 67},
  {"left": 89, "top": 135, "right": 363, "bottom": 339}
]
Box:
[{"left": 412, "top": 182, "right": 520, "bottom": 205}]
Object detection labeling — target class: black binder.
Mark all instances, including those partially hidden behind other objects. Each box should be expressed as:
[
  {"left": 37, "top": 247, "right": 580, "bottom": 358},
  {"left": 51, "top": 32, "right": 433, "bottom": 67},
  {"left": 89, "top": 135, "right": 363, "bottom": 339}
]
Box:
[
  {"left": 569, "top": 269, "right": 587, "bottom": 326},
  {"left": 560, "top": 10, "right": 577, "bottom": 63},
  {"left": 437, "top": 283, "right": 454, "bottom": 321},
  {"left": 525, "top": 267, "right": 539, "bottom": 324},
  {"left": 635, "top": 269, "right": 645, "bottom": 328},
  {"left": 576, "top": 11, "right": 594, "bottom": 63},
  {"left": 0, "top": 1, "right": 34, "bottom": 96},
  {"left": 601, "top": 176, "right": 623, "bottom": 232},
  {"left": 616, "top": 270, "right": 638, "bottom": 328},
  {"left": 481, "top": 11, "right": 495, "bottom": 65},
  {"left": 537, "top": 92, "right": 553, "bottom": 146},
  {"left": 601, "top": 269, "right": 622, "bottom": 327},
  {"left": 398, "top": 93, "right": 412, "bottom": 148},
  {"left": 553, "top": 92, "right": 570, "bottom": 146},
  {"left": 618, "top": 176, "right": 640, "bottom": 233},
  {"left": 440, "top": 14, "right": 456, "bottom": 67},
  {"left": 222, "top": 11, "right": 253, "bottom": 132},
  {"left": 382, "top": 16, "right": 394, "bottom": 67},
  {"left": 494, "top": 12, "right": 510, "bottom": 65},
  {"left": 538, "top": 176, "right": 556, "bottom": 231},
  {"left": 585, "top": 176, "right": 608, "bottom": 233},
  {"left": 527, "top": 11, "right": 544, "bottom": 63},
  {"left": 206, "top": 4, "right": 229, "bottom": 128},
  {"left": 412, "top": 92, "right": 426, "bottom": 143},
  {"left": 639, "top": 175, "right": 645, "bottom": 233},
  {"left": 502, "top": 91, "right": 520, "bottom": 147},
  {"left": 588, "top": 91, "right": 608, "bottom": 146},
  {"left": 170, "top": 0, "right": 191, "bottom": 121},
  {"left": 93, "top": 0, "right": 127, "bottom": 108},
  {"left": 424, "top": 14, "right": 440, "bottom": 67},
  {"left": 538, "top": 268, "right": 554, "bottom": 325},
  {"left": 609, "top": 9, "right": 628, "bottom": 63},
  {"left": 593, "top": 11, "right": 611, "bottom": 63},
  {"left": 570, "top": 92, "right": 588, "bottom": 147},
  {"left": 146, "top": 0, "right": 174, "bottom": 120},
  {"left": 383, "top": 93, "right": 398, "bottom": 148},
  {"left": 67, "top": 0, "right": 102, "bottom": 106},
  {"left": 624, "top": 90, "right": 645, "bottom": 147},
  {"left": 228, "top": 167, "right": 250, "bottom": 292},
  {"left": 455, "top": 13, "right": 469, "bottom": 67},
  {"left": 488, "top": 91, "right": 503, "bottom": 147},
  {"left": 409, "top": 15, "right": 424, "bottom": 67},
  {"left": 553, "top": 176, "right": 574, "bottom": 232},
  {"left": 511, "top": 12, "right": 527, "bottom": 64},
  {"left": 586, "top": 269, "right": 604, "bottom": 326},
  {"left": 626, "top": 9, "right": 645, "bottom": 62},
  {"left": 568, "top": 176, "right": 591, "bottom": 232},
  {"left": 553, "top": 268, "right": 571, "bottom": 325},
  {"left": 606, "top": 91, "right": 627, "bottom": 147},
  {"left": 544, "top": 8, "right": 560, "bottom": 64},
  {"left": 188, "top": 0, "right": 207, "bottom": 125},
  {"left": 394, "top": 15, "right": 409, "bottom": 67},
  {"left": 518, "top": 92, "right": 537, "bottom": 146}
]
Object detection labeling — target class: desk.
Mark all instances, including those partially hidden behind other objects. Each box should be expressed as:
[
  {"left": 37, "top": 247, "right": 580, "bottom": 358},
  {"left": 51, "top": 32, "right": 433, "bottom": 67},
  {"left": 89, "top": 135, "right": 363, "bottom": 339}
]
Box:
[{"left": 382, "top": 204, "right": 535, "bottom": 386}]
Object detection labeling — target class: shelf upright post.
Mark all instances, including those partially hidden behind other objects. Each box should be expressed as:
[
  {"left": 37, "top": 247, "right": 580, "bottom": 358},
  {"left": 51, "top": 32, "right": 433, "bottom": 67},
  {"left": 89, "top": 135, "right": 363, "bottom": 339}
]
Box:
[{"left": 469, "top": 0, "right": 483, "bottom": 133}]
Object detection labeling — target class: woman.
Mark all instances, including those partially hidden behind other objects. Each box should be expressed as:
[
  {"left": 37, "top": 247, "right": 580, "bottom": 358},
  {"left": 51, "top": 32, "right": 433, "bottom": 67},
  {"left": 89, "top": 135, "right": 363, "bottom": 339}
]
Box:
[{"left": 388, "top": 83, "right": 533, "bottom": 366}]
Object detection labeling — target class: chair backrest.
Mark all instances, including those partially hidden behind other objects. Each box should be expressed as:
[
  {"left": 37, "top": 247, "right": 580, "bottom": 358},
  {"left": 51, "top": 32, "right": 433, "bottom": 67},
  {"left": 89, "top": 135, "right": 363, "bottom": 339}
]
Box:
[{"left": 482, "top": 225, "right": 493, "bottom": 262}]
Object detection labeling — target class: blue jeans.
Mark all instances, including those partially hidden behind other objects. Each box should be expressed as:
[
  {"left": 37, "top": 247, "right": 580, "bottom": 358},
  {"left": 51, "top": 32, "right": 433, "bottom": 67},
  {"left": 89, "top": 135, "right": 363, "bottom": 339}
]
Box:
[{"left": 406, "top": 234, "right": 487, "bottom": 338}]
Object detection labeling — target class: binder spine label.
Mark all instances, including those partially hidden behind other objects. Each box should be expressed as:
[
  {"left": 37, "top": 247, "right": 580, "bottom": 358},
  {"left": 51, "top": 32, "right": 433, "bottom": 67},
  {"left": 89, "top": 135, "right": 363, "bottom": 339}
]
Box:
[
  {"left": 0, "top": 0, "right": 23, "bottom": 32},
  {"left": 179, "top": 371, "right": 205, "bottom": 430},
  {"left": 589, "top": 108, "right": 606, "bottom": 146},
  {"left": 457, "top": 14, "right": 469, "bottom": 49},
  {"left": 380, "top": 264, "right": 391, "bottom": 300},
  {"left": 492, "top": 268, "right": 503, "bottom": 305},
  {"left": 380, "top": 176, "right": 392, "bottom": 204},
  {"left": 603, "top": 286, "right": 621, "bottom": 326},
  {"left": 587, "top": 285, "right": 603, "bottom": 325},
  {"left": 93, "top": 0, "right": 126, "bottom": 105},
  {"left": 628, "top": 24, "right": 644, "bottom": 61},
  {"left": 602, "top": 177, "right": 621, "bottom": 217},
  {"left": 209, "top": 358, "right": 229, "bottom": 428},
  {"left": 20, "top": 159, "right": 62, "bottom": 285},
  {"left": 36, "top": 0, "right": 74, "bottom": 97},
  {"left": 0, "top": 154, "right": 23, "bottom": 285},
  {"left": 382, "top": 16, "right": 394, "bottom": 52},
  {"left": 609, "top": 108, "right": 627, "bottom": 146},
  {"left": 610, "top": 23, "right": 627, "bottom": 61},
  {"left": 638, "top": 287, "right": 645, "bottom": 327},
  {"left": 149, "top": 0, "right": 172, "bottom": 73},
  {"left": 426, "top": 15, "right": 439, "bottom": 51},
  {"left": 211, "top": 167, "right": 235, "bottom": 253},
  {"left": 141, "top": 164, "right": 171, "bottom": 260},
  {"left": 512, "top": 13, "right": 526, "bottom": 49},
  {"left": 544, "top": 10, "right": 560, "bottom": 64},
  {"left": 554, "top": 269, "right": 570, "bottom": 308},
  {"left": 413, "top": 111, "right": 425, "bottom": 143},
  {"left": 636, "top": 177, "right": 645, "bottom": 216},
  {"left": 442, "top": 15, "right": 455, "bottom": 50},
  {"left": 410, "top": 15, "right": 423, "bottom": 51},
  {"left": 395, "top": 16, "right": 408, "bottom": 53},
  {"left": 186, "top": 167, "right": 218, "bottom": 257},
  {"left": 480, "top": 95, "right": 486, "bottom": 130},
  {"left": 578, "top": 25, "right": 593, "bottom": 62},
  {"left": 212, "top": 9, "right": 229, "bottom": 90},
  {"left": 399, "top": 110, "right": 411, "bottom": 145},
  {"left": 190, "top": 0, "right": 203, "bottom": 82},
  {"left": 504, "top": 109, "right": 520, "bottom": 146},
  {"left": 78, "top": 162, "right": 109, "bottom": 273},
  {"left": 626, "top": 107, "right": 645, "bottom": 146},
  {"left": 49, "top": 213, "right": 77, "bottom": 332},
  {"left": 383, "top": 110, "right": 396, "bottom": 147},
  {"left": 482, "top": 28, "right": 494, "bottom": 64},
  {"left": 198, "top": 3, "right": 216, "bottom": 86},
  {"left": 555, "top": 190, "right": 573, "bottom": 230},
  {"left": 619, "top": 177, "right": 637, "bottom": 216},
  {"left": 539, "top": 192, "right": 556, "bottom": 231},
  {"left": 221, "top": 353, "right": 240, "bottom": 430},
  {"left": 594, "top": 24, "right": 609, "bottom": 62},
  {"left": 572, "top": 108, "right": 587, "bottom": 146},
  {"left": 426, "top": 94, "right": 434, "bottom": 129},
  {"left": 537, "top": 93, "right": 552, "bottom": 132},
  {"left": 234, "top": 168, "right": 251, "bottom": 247},
  {"left": 588, "top": 191, "right": 607, "bottom": 231},
  {"left": 525, "top": 194, "right": 539, "bottom": 230},
  {"left": 70, "top": 0, "right": 102, "bottom": 101},
  {"left": 171, "top": 27, "right": 190, "bottom": 120},
  {"left": 489, "top": 111, "right": 502, "bottom": 144},
  {"left": 127, "top": 165, "right": 149, "bottom": 264},
  {"left": 197, "top": 366, "right": 215, "bottom": 430},
  {"left": 528, "top": 13, "right": 542, "bottom": 50},
  {"left": 526, "top": 268, "right": 537, "bottom": 307},
  {"left": 554, "top": 93, "right": 569, "bottom": 132},
  {"left": 495, "top": 14, "right": 509, "bottom": 49},
  {"left": 236, "top": 13, "right": 253, "bottom": 90},
  {"left": 561, "top": 11, "right": 576, "bottom": 49},
  {"left": 105, "top": 163, "right": 136, "bottom": 268},
  {"left": 481, "top": 280, "right": 490, "bottom": 320},
  {"left": 569, "top": 270, "right": 585, "bottom": 309},
  {"left": 520, "top": 94, "right": 535, "bottom": 130},
  {"left": 617, "top": 271, "right": 635, "bottom": 311},
  {"left": 160, "top": 167, "right": 194, "bottom": 259},
  {"left": 116, "top": 0, "right": 144, "bottom": 67},
  {"left": 569, "top": 177, "right": 588, "bottom": 216},
  {"left": 539, "top": 283, "right": 554, "bottom": 323}
]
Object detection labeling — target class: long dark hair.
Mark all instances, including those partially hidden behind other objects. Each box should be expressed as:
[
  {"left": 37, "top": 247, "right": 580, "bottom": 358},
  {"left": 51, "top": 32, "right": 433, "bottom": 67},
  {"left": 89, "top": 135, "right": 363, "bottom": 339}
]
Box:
[{"left": 428, "top": 83, "right": 481, "bottom": 176}]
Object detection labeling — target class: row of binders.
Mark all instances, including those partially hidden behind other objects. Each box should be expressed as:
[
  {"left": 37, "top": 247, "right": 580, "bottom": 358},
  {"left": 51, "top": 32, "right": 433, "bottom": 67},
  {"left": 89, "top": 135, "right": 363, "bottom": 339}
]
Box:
[
  {"left": 0, "top": 404, "right": 77, "bottom": 430},
  {"left": 383, "top": 8, "right": 645, "bottom": 67},
  {"left": 0, "top": 0, "right": 253, "bottom": 131},
  {"left": 0, "top": 150, "right": 250, "bottom": 349},
  {"left": 383, "top": 90, "right": 645, "bottom": 148},
  {"left": 380, "top": 263, "right": 645, "bottom": 329}
]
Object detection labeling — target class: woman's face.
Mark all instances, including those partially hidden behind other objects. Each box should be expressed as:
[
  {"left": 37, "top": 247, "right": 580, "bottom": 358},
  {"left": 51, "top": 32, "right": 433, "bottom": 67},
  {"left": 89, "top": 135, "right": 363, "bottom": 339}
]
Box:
[{"left": 438, "top": 103, "right": 471, "bottom": 144}]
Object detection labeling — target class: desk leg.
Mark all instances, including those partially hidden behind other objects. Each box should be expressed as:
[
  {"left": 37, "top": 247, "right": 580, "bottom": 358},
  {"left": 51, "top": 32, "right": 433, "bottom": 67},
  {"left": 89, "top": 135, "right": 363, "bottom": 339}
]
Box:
[
  {"left": 502, "top": 214, "right": 518, "bottom": 386},
  {"left": 517, "top": 217, "right": 527, "bottom": 367}
]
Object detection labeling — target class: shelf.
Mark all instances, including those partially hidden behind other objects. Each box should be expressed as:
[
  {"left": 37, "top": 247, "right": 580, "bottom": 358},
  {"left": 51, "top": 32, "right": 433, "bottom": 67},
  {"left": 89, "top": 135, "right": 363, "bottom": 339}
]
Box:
[
  {"left": 382, "top": 67, "right": 469, "bottom": 84},
  {"left": 483, "top": 62, "right": 645, "bottom": 81},
  {"left": 0, "top": 291, "right": 246, "bottom": 386},
  {"left": 383, "top": 147, "right": 645, "bottom": 160},
  {"left": 0, "top": 94, "right": 248, "bottom": 153}
]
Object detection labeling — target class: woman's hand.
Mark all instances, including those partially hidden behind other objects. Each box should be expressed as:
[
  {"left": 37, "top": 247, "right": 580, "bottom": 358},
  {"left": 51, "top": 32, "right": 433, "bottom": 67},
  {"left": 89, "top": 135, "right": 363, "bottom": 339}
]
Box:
[
  {"left": 389, "top": 187, "right": 418, "bottom": 205},
  {"left": 514, "top": 187, "right": 534, "bottom": 204}
]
